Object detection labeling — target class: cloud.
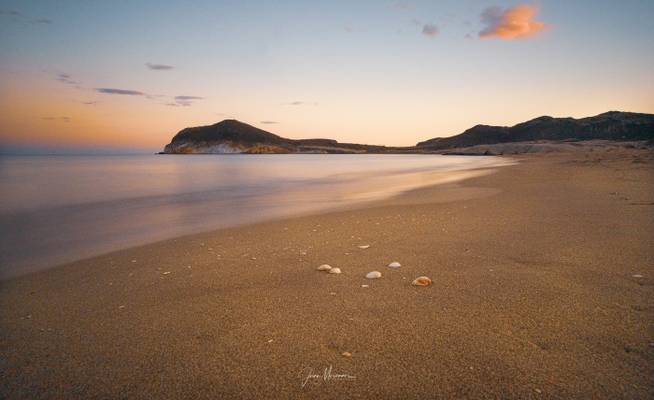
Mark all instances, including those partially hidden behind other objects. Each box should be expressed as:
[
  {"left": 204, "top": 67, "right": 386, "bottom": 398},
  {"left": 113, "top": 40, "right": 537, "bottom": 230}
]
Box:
[
  {"left": 96, "top": 88, "right": 145, "bottom": 96},
  {"left": 0, "top": 10, "right": 22, "bottom": 16},
  {"left": 478, "top": 4, "right": 547, "bottom": 39},
  {"left": 42, "top": 116, "right": 70, "bottom": 123},
  {"left": 421, "top": 24, "right": 439, "bottom": 38},
  {"left": 283, "top": 101, "right": 318, "bottom": 106},
  {"left": 393, "top": 1, "right": 413, "bottom": 11},
  {"left": 173, "top": 95, "right": 202, "bottom": 106},
  {"left": 146, "top": 62, "right": 174, "bottom": 71},
  {"left": 174, "top": 95, "right": 202, "bottom": 101},
  {"left": 56, "top": 73, "right": 78, "bottom": 85},
  {"left": 1, "top": 9, "right": 52, "bottom": 24},
  {"left": 260, "top": 121, "right": 278, "bottom": 124}
]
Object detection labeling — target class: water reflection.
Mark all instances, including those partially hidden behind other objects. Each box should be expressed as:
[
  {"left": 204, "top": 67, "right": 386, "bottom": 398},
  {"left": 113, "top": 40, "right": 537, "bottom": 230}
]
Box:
[{"left": 0, "top": 154, "right": 512, "bottom": 278}]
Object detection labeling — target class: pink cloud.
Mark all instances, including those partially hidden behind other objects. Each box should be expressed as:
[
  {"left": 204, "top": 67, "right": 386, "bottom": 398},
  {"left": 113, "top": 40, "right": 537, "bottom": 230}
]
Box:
[
  {"left": 479, "top": 4, "right": 547, "bottom": 40},
  {"left": 422, "top": 24, "right": 439, "bottom": 38}
]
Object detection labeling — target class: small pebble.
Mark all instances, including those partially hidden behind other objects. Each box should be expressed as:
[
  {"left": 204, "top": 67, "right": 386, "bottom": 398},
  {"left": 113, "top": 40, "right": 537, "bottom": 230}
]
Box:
[
  {"left": 162, "top": 271, "right": 171, "bottom": 275},
  {"left": 361, "top": 284, "right": 369, "bottom": 288},
  {"left": 388, "top": 261, "right": 401, "bottom": 268},
  {"left": 131, "top": 260, "right": 137, "bottom": 263},
  {"left": 632, "top": 274, "right": 643, "bottom": 278},
  {"left": 366, "top": 271, "right": 382, "bottom": 279},
  {"left": 358, "top": 245, "right": 370, "bottom": 249},
  {"left": 535, "top": 389, "right": 542, "bottom": 394},
  {"left": 342, "top": 352, "right": 352, "bottom": 358},
  {"left": 317, "top": 264, "right": 332, "bottom": 271},
  {"left": 118, "top": 305, "right": 125, "bottom": 309},
  {"left": 329, "top": 267, "right": 342, "bottom": 274},
  {"left": 267, "top": 339, "right": 274, "bottom": 343},
  {"left": 412, "top": 276, "right": 432, "bottom": 286}
]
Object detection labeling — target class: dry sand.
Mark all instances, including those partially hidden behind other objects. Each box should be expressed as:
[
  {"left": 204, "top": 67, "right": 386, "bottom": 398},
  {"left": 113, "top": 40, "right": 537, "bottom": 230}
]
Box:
[{"left": 1, "top": 148, "right": 653, "bottom": 399}]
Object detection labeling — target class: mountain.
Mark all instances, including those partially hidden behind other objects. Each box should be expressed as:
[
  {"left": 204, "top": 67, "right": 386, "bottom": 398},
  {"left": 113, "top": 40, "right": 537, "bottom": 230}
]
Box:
[
  {"left": 163, "top": 119, "right": 396, "bottom": 154},
  {"left": 162, "top": 112, "right": 654, "bottom": 154},
  {"left": 416, "top": 111, "right": 654, "bottom": 150}
]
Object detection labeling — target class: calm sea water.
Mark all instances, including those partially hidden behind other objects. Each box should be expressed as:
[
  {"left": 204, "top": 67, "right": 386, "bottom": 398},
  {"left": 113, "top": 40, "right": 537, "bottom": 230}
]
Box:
[{"left": 0, "top": 154, "right": 511, "bottom": 278}]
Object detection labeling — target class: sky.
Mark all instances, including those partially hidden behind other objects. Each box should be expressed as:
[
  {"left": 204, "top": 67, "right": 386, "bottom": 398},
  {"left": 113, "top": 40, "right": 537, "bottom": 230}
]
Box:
[{"left": 0, "top": 0, "right": 653, "bottom": 153}]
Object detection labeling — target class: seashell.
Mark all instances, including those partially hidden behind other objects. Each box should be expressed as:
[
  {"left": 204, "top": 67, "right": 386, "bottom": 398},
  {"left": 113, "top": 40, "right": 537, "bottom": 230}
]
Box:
[
  {"left": 361, "top": 284, "right": 369, "bottom": 288},
  {"left": 632, "top": 274, "right": 643, "bottom": 278},
  {"left": 388, "top": 261, "right": 401, "bottom": 268},
  {"left": 366, "top": 271, "right": 382, "bottom": 279},
  {"left": 342, "top": 352, "right": 352, "bottom": 357},
  {"left": 317, "top": 264, "right": 332, "bottom": 271},
  {"left": 358, "top": 245, "right": 370, "bottom": 249},
  {"left": 329, "top": 267, "right": 342, "bottom": 274},
  {"left": 411, "top": 276, "right": 432, "bottom": 286}
]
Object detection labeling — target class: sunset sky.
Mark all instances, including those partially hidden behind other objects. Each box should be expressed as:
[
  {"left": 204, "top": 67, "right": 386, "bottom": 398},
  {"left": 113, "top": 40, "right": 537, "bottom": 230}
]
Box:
[{"left": 1, "top": 0, "right": 653, "bottom": 153}]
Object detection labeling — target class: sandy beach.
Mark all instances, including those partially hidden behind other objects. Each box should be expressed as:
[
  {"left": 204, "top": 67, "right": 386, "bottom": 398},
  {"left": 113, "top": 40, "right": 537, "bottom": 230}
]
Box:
[{"left": 1, "top": 149, "right": 652, "bottom": 399}]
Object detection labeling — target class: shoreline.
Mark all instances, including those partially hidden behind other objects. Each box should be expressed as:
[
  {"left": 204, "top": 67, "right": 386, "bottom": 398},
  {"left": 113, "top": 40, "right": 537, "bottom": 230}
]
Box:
[
  {"left": 1, "top": 149, "right": 652, "bottom": 399},
  {"left": 0, "top": 156, "right": 512, "bottom": 280}
]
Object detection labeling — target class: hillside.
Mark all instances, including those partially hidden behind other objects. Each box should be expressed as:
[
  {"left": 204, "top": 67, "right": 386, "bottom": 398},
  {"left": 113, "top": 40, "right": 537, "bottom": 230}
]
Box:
[
  {"left": 163, "top": 120, "right": 395, "bottom": 154},
  {"left": 162, "top": 112, "right": 654, "bottom": 154},
  {"left": 416, "top": 111, "right": 654, "bottom": 150}
]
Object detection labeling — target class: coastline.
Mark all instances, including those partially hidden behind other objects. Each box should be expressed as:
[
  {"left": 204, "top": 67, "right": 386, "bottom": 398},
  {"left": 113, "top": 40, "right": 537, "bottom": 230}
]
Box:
[
  {"left": 1, "top": 148, "right": 652, "bottom": 398},
  {"left": 0, "top": 154, "right": 512, "bottom": 279}
]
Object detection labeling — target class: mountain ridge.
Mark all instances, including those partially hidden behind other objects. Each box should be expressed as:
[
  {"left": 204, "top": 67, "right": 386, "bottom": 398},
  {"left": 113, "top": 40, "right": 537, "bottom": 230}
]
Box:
[{"left": 162, "top": 111, "right": 654, "bottom": 154}]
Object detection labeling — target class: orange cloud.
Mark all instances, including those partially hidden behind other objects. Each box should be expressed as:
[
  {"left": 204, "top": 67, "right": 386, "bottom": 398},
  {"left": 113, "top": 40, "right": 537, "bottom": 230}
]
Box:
[{"left": 479, "top": 4, "right": 547, "bottom": 39}]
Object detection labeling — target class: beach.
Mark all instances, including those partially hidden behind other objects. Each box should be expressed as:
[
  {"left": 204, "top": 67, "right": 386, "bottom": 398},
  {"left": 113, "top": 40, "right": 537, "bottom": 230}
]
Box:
[{"left": 1, "top": 148, "right": 652, "bottom": 399}]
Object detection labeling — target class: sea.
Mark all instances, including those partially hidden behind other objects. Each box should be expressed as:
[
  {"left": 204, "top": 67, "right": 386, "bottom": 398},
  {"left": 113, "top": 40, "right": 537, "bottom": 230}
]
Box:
[{"left": 0, "top": 154, "right": 512, "bottom": 278}]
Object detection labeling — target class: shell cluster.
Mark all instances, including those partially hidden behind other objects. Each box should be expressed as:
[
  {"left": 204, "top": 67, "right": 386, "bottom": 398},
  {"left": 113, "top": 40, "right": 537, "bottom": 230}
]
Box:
[
  {"left": 316, "top": 261, "right": 432, "bottom": 288},
  {"left": 317, "top": 264, "right": 341, "bottom": 274}
]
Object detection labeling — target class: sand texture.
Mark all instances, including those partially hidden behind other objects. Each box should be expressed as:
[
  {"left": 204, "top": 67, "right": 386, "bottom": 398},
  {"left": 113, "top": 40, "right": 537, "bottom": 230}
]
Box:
[{"left": 1, "top": 148, "right": 653, "bottom": 399}]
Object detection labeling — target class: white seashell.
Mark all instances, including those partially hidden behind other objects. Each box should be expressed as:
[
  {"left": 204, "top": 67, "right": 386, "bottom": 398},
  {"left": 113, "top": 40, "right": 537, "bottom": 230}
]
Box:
[
  {"left": 388, "top": 261, "right": 401, "bottom": 268},
  {"left": 329, "top": 267, "right": 342, "bottom": 274},
  {"left": 411, "top": 276, "right": 432, "bottom": 286},
  {"left": 358, "top": 245, "right": 370, "bottom": 249},
  {"left": 317, "top": 264, "right": 332, "bottom": 271},
  {"left": 361, "top": 284, "right": 369, "bottom": 288},
  {"left": 366, "top": 271, "right": 382, "bottom": 279},
  {"left": 632, "top": 274, "right": 643, "bottom": 278}
]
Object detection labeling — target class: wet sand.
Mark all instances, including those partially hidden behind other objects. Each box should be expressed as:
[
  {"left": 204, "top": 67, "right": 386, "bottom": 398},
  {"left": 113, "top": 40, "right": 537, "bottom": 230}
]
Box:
[{"left": 1, "top": 149, "right": 653, "bottom": 399}]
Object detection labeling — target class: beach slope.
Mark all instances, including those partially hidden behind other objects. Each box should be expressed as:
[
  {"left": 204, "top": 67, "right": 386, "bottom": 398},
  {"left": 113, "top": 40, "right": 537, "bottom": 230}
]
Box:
[{"left": 1, "top": 148, "right": 653, "bottom": 399}]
